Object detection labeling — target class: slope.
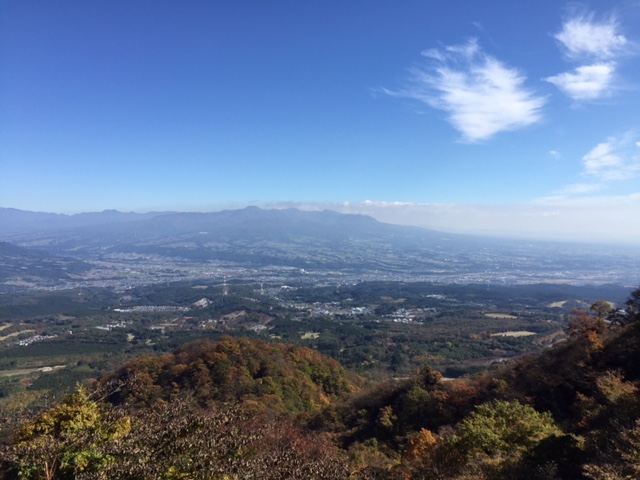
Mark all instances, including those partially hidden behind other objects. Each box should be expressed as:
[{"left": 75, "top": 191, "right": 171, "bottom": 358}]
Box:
[{"left": 101, "top": 335, "right": 362, "bottom": 413}]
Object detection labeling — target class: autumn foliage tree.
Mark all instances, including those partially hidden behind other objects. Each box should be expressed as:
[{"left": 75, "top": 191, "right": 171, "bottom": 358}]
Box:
[
  {"left": 101, "top": 336, "right": 359, "bottom": 413},
  {"left": 2, "top": 387, "right": 130, "bottom": 480},
  {"left": 1, "top": 391, "right": 355, "bottom": 479}
]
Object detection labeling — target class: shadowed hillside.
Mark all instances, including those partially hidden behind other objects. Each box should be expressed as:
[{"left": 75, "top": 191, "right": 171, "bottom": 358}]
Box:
[{"left": 0, "top": 241, "right": 91, "bottom": 284}]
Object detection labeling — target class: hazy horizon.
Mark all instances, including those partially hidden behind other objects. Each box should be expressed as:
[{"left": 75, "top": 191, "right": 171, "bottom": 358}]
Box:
[
  {"left": 3, "top": 202, "right": 640, "bottom": 246},
  {"left": 2, "top": 1, "right": 640, "bottom": 244}
]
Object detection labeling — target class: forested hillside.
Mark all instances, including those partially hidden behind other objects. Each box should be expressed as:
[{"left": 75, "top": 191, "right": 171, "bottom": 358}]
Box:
[
  {"left": 100, "top": 336, "right": 361, "bottom": 412},
  {"left": 2, "top": 288, "right": 640, "bottom": 479}
]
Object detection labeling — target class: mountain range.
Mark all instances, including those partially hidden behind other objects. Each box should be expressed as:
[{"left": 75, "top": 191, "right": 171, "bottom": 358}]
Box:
[{"left": 1, "top": 206, "right": 639, "bottom": 288}]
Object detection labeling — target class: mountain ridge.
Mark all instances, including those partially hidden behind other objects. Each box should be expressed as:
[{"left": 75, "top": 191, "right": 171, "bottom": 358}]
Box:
[
  {"left": 0, "top": 207, "right": 169, "bottom": 236},
  {"left": 2, "top": 206, "right": 639, "bottom": 288}
]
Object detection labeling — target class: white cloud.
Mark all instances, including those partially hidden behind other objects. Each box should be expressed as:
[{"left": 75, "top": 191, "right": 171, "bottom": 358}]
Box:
[
  {"left": 555, "top": 14, "right": 628, "bottom": 60},
  {"left": 582, "top": 141, "right": 621, "bottom": 175},
  {"left": 545, "top": 63, "right": 614, "bottom": 100},
  {"left": 582, "top": 134, "right": 640, "bottom": 181},
  {"left": 542, "top": 133, "right": 640, "bottom": 205},
  {"left": 386, "top": 39, "right": 545, "bottom": 142},
  {"left": 549, "top": 12, "right": 631, "bottom": 101}
]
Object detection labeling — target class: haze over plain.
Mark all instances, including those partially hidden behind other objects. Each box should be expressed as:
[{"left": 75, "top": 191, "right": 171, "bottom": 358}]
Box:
[{"left": 1, "top": 1, "right": 640, "bottom": 243}]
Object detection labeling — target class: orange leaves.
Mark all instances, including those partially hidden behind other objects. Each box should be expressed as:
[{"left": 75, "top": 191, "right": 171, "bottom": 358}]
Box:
[
  {"left": 403, "top": 428, "right": 437, "bottom": 463},
  {"left": 567, "top": 309, "right": 608, "bottom": 352},
  {"left": 567, "top": 309, "right": 607, "bottom": 339},
  {"left": 100, "top": 336, "right": 358, "bottom": 413}
]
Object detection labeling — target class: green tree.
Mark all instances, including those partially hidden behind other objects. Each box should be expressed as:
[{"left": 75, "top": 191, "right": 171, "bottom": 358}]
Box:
[
  {"left": 627, "top": 287, "right": 640, "bottom": 319},
  {"left": 456, "top": 400, "right": 561, "bottom": 458},
  {"left": 590, "top": 300, "right": 613, "bottom": 320}
]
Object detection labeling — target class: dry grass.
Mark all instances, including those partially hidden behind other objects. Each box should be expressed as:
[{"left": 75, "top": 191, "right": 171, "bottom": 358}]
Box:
[{"left": 491, "top": 331, "right": 537, "bottom": 337}]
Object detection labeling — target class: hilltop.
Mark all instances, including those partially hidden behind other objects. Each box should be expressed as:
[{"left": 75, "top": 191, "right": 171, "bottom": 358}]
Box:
[{"left": 101, "top": 335, "right": 361, "bottom": 412}]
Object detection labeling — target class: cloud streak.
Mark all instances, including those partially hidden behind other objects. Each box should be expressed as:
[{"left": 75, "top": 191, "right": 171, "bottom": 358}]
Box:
[
  {"left": 387, "top": 39, "right": 545, "bottom": 142},
  {"left": 546, "top": 12, "right": 630, "bottom": 100}
]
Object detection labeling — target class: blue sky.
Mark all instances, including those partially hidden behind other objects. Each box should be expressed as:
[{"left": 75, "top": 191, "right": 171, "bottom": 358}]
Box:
[{"left": 2, "top": 1, "right": 640, "bottom": 242}]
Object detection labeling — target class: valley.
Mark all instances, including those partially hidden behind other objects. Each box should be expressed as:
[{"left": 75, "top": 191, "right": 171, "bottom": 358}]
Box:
[
  {"left": 1, "top": 207, "right": 640, "bottom": 479},
  {"left": 2, "top": 207, "right": 639, "bottom": 294}
]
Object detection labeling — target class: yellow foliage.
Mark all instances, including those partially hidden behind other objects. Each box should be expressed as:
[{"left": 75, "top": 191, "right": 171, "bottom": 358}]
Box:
[
  {"left": 16, "top": 387, "right": 100, "bottom": 442},
  {"left": 596, "top": 370, "right": 637, "bottom": 403},
  {"left": 403, "top": 428, "right": 437, "bottom": 462},
  {"left": 9, "top": 385, "right": 130, "bottom": 480},
  {"left": 377, "top": 405, "right": 396, "bottom": 430}
]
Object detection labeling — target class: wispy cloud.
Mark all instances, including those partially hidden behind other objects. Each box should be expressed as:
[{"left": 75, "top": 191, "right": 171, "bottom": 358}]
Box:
[
  {"left": 581, "top": 134, "right": 640, "bottom": 181},
  {"left": 555, "top": 13, "right": 628, "bottom": 60},
  {"left": 540, "top": 133, "right": 640, "bottom": 205},
  {"left": 546, "top": 12, "right": 631, "bottom": 100},
  {"left": 386, "top": 39, "right": 545, "bottom": 142},
  {"left": 545, "top": 63, "right": 614, "bottom": 100}
]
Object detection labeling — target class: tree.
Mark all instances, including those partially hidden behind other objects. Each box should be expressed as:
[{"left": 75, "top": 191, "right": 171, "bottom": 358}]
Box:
[
  {"left": 608, "top": 286, "right": 640, "bottom": 327},
  {"left": 590, "top": 300, "right": 613, "bottom": 321},
  {"left": 456, "top": 400, "right": 561, "bottom": 458},
  {"left": 625, "top": 287, "right": 640, "bottom": 322},
  {"left": 3, "top": 386, "right": 130, "bottom": 480},
  {"left": 567, "top": 309, "right": 607, "bottom": 352},
  {"left": 401, "top": 428, "right": 438, "bottom": 475}
]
